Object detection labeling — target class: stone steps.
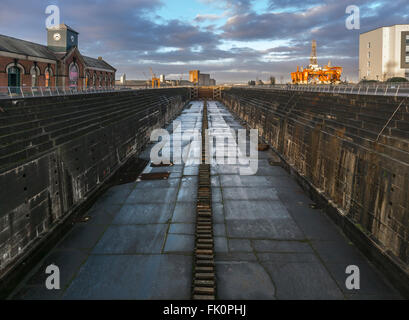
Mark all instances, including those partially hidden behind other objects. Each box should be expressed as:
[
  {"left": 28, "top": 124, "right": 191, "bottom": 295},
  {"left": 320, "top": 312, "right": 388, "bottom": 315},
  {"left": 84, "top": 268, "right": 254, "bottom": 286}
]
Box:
[
  {"left": 0, "top": 96, "right": 138, "bottom": 150},
  {"left": 241, "top": 91, "right": 409, "bottom": 140},
  {"left": 223, "top": 90, "right": 409, "bottom": 162},
  {"left": 0, "top": 90, "right": 187, "bottom": 172},
  {"left": 0, "top": 88, "right": 189, "bottom": 282},
  {"left": 0, "top": 93, "right": 156, "bottom": 128},
  {"left": 0, "top": 91, "right": 176, "bottom": 145}
]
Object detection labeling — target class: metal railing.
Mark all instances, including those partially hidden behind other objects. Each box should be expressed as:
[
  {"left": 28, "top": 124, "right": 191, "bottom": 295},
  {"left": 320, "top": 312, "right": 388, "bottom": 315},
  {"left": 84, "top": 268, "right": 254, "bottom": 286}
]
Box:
[
  {"left": 0, "top": 86, "right": 131, "bottom": 99},
  {"left": 237, "top": 82, "right": 409, "bottom": 97},
  {"left": 3, "top": 83, "right": 408, "bottom": 99},
  {"left": 0, "top": 85, "right": 192, "bottom": 100}
]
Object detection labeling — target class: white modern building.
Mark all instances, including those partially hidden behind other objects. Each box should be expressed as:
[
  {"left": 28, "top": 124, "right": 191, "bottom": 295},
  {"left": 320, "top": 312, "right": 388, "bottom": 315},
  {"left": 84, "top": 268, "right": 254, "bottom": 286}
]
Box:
[
  {"left": 359, "top": 24, "right": 409, "bottom": 81},
  {"left": 120, "top": 74, "right": 126, "bottom": 84}
]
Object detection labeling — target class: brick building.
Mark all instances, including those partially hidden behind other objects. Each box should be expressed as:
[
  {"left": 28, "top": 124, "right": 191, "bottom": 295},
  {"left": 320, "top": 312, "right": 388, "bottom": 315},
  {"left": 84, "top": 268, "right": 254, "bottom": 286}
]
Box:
[{"left": 0, "top": 24, "right": 116, "bottom": 89}]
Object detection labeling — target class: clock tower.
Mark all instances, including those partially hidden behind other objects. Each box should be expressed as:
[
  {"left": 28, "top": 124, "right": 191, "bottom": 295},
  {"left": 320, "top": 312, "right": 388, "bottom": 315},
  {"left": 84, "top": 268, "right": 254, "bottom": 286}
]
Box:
[{"left": 47, "top": 24, "right": 79, "bottom": 53}]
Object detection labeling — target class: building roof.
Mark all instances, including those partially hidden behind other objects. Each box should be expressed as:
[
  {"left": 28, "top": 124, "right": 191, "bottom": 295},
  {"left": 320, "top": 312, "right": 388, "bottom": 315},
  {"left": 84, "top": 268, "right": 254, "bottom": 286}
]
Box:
[
  {"left": 47, "top": 24, "right": 79, "bottom": 34},
  {"left": 83, "top": 55, "right": 117, "bottom": 72},
  {"left": 0, "top": 33, "right": 116, "bottom": 72},
  {"left": 0, "top": 34, "right": 57, "bottom": 60},
  {"left": 360, "top": 24, "right": 409, "bottom": 35}
]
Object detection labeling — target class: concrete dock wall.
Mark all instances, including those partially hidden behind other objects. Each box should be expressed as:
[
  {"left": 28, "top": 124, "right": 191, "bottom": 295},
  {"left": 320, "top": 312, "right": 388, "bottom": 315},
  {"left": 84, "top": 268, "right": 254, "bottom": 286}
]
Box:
[
  {"left": 221, "top": 88, "right": 409, "bottom": 289},
  {"left": 0, "top": 88, "right": 190, "bottom": 279}
]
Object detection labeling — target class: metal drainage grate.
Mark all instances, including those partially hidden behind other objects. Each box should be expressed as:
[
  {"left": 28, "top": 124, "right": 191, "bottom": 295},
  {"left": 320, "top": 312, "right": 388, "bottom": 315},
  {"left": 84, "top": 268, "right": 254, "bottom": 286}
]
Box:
[
  {"left": 268, "top": 154, "right": 282, "bottom": 166},
  {"left": 150, "top": 162, "right": 174, "bottom": 168},
  {"left": 258, "top": 143, "right": 269, "bottom": 151},
  {"left": 111, "top": 158, "right": 149, "bottom": 186},
  {"left": 192, "top": 100, "right": 216, "bottom": 300},
  {"left": 139, "top": 172, "right": 170, "bottom": 180}
]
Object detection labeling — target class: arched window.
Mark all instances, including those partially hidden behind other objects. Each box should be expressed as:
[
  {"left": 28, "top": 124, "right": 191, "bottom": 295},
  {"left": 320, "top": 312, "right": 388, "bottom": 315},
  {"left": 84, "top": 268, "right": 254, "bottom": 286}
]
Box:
[
  {"left": 45, "top": 70, "right": 50, "bottom": 87},
  {"left": 30, "top": 66, "right": 40, "bottom": 87},
  {"left": 92, "top": 73, "right": 96, "bottom": 87},
  {"left": 99, "top": 75, "right": 102, "bottom": 87},
  {"left": 7, "top": 66, "right": 21, "bottom": 89},
  {"left": 45, "top": 67, "right": 53, "bottom": 87},
  {"left": 105, "top": 74, "right": 108, "bottom": 87},
  {"left": 68, "top": 63, "right": 79, "bottom": 87},
  {"left": 85, "top": 72, "right": 90, "bottom": 88}
]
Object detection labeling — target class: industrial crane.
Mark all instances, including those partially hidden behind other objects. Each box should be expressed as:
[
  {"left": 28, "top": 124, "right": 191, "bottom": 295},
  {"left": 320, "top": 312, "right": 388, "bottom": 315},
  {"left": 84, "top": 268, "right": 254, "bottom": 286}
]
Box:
[
  {"left": 291, "top": 40, "right": 342, "bottom": 84},
  {"left": 143, "top": 72, "right": 150, "bottom": 88},
  {"left": 149, "top": 67, "right": 161, "bottom": 88}
]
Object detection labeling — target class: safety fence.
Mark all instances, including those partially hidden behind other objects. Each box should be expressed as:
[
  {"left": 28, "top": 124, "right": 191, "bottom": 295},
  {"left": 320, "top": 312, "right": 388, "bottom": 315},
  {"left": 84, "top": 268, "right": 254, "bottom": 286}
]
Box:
[
  {"left": 0, "top": 85, "right": 189, "bottom": 99},
  {"left": 237, "top": 82, "right": 409, "bottom": 97}
]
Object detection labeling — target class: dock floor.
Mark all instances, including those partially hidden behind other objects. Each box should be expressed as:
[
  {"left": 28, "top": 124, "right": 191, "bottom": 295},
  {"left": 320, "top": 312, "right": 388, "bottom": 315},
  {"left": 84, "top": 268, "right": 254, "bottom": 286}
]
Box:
[{"left": 10, "top": 101, "right": 402, "bottom": 300}]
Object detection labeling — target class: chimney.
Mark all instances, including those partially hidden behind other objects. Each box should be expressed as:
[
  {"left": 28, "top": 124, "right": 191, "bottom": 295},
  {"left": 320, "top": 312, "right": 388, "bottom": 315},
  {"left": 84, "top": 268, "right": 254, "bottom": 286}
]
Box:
[{"left": 98, "top": 56, "right": 103, "bottom": 61}]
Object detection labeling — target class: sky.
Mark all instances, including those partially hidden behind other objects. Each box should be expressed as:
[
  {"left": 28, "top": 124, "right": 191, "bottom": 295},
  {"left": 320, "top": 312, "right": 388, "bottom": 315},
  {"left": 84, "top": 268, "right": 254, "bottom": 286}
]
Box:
[{"left": 0, "top": 0, "right": 408, "bottom": 83}]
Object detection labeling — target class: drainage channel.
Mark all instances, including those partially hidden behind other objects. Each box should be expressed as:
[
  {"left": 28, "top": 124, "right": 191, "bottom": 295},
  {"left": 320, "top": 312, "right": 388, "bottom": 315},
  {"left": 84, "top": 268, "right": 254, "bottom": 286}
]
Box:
[{"left": 192, "top": 100, "right": 216, "bottom": 300}]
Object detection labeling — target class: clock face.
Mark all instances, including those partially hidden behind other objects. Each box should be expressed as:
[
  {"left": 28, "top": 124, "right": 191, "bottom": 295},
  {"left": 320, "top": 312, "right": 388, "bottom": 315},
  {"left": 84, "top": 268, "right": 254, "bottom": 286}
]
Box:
[
  {"left": 53, "top": 33, "right": 61, "bottom": 41},
  {"left": 71, "top": 35, "right": 75, "bottom": 43}
]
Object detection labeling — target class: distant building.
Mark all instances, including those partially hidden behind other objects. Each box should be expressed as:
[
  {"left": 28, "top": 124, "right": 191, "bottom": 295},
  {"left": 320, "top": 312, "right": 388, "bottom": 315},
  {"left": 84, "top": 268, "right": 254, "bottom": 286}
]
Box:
[
  {"left": 359, "top": 24, "right": 409, "bottom": 81},
  {"left": 199, "top": 73, "right": 210, "bottom": 86},
  {"left": 120, "top": 74, "right": 126, "bottom": 85},
  {"left": 189, "top": 69, "right": 216, "bottom": 86},
  {"left": 0, "top": 24, "right": 116, "bottom": 89},
  {"left": 189, "top": 70, "right": 200, "bottom": 84},
  {"left": 115, "top": 79, "right": 148, "bottom": 88},
  {"left": 160, "top": 74, "right": 166, "bottom": 83}
]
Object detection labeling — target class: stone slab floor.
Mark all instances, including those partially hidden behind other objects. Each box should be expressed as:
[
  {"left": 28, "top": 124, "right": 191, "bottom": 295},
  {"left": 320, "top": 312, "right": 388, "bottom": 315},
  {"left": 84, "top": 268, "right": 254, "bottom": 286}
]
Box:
[{"left": 9, "top": 101, "right": 402, "bottom": 300}]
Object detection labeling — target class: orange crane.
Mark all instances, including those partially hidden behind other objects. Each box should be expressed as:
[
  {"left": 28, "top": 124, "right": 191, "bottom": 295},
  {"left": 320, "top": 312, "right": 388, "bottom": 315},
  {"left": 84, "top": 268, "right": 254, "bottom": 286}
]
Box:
[
  {"left": 291, "top": 40, "right": 342, "bottom": 84},
  {"left": 149, "top": 67, "right": 161, "bottom": 88}
]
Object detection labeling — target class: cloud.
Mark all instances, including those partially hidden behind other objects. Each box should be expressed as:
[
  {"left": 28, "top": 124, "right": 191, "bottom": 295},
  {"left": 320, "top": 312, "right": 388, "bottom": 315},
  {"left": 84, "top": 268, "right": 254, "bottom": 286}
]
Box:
[
  {"left": 221, "top": 0, "right": 367, "bottom": 41},
  {"left": 268, "top": 0, "right": 323, "bottom": 11},
  {"left": 0, "top": 0, "right": 408, "bottom": 83},
  {"left": 194, "top": 14, "right": 223, "bottom": 22}
]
